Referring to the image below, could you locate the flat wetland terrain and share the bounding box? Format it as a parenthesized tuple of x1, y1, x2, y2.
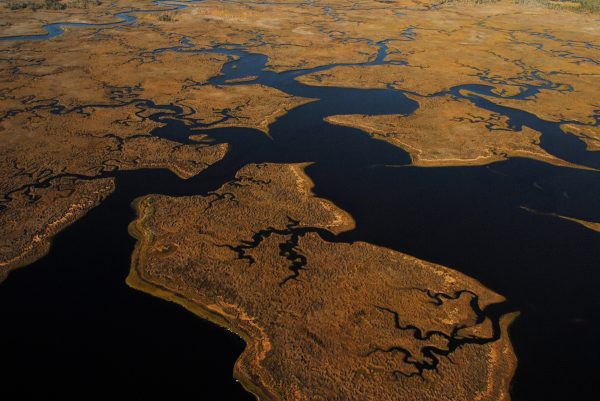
(0, 0, 599, 400)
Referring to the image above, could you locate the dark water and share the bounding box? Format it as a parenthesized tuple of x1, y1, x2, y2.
(0, 0, 192, 42)
(1, 11, 600, 401)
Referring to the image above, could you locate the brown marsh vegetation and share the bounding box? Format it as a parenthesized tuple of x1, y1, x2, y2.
(129, 163, 518, 401)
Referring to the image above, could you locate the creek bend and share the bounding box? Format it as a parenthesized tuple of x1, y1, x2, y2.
(1, 31, 600, 401)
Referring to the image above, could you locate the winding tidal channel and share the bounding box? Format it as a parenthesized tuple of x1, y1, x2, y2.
(1, 3, 600, 401)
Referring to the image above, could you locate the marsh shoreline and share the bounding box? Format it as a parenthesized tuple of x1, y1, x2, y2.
(1, 3, 599, 400)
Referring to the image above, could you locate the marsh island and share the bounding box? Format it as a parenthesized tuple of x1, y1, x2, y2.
(1, 1, 599, 400)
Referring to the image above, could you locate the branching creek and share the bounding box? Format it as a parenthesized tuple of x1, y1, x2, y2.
(1, 3, 600, 401)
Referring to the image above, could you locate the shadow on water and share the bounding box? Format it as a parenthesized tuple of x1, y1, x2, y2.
(1, 27, 600, 401)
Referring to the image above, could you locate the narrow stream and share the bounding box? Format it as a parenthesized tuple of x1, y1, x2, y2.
(0, 0, 194, 41)
(1, 6, 599, 401)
